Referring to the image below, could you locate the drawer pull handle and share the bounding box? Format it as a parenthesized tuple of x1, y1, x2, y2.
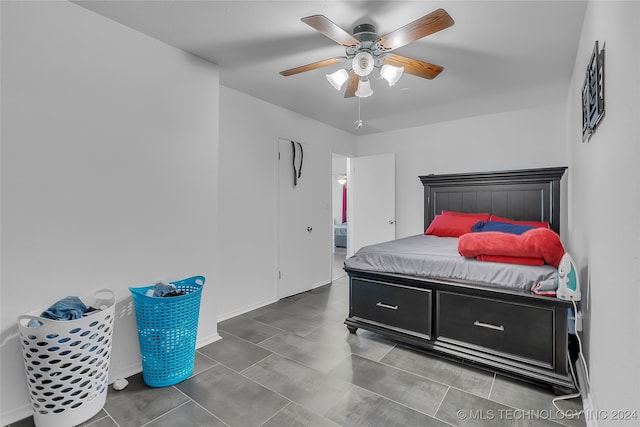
(474, 321, 504, 332)
(376, 302, 398, 310)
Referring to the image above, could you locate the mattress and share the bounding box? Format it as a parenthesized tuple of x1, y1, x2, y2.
(344, 234, 557, 291)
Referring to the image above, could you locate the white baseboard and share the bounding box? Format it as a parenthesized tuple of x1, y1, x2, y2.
(217, 280, 331, 323)
(217, 297, 278, 322)
(312, 279, 332, 289)
(108, 361, 143, 385)
(575, 357, 597, 427)
(197, 332, 222, 348)
(1, 403, 33, 426)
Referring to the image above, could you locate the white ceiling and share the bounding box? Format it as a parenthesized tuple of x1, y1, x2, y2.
(73, 1, 587, 135)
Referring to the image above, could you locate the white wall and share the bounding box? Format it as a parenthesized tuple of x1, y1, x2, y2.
(1, 2, 220, 423)
(564, 1, 640, 423)
(216, 86, 355, 319)
(355, 104, 568, 238)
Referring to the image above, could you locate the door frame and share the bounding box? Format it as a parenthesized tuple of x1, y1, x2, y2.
(331, 153, 349, 279)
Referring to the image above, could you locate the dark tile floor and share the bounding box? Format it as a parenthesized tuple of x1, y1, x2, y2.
(8, 252, 585, 427)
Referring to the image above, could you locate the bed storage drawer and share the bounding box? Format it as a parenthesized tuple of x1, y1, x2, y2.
(351, 278, 432, 337)
(436, 292, 555, 366)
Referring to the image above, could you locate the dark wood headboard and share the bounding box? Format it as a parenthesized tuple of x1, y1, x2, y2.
(419, 167, 567, 234)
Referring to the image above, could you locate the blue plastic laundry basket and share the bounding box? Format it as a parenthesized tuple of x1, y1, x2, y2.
(129, 276, 204, 387)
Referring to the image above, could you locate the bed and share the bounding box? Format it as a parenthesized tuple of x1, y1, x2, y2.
(344, 167, 574, 390)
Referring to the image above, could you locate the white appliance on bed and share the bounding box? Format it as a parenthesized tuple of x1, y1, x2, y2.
(557, 253, 581, 301)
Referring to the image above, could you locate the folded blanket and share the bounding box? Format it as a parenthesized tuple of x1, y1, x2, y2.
(533, 278, 558, 296)
(458, 228, 565, 267)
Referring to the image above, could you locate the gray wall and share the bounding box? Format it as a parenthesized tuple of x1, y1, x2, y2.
(564, 1, 640, 423)
(1, 2, 220, 422)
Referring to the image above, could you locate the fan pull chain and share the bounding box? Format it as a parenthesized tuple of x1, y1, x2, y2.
(355, 96, 363, 129)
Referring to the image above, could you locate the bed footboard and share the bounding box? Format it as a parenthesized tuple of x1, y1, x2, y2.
(345, 269, 574, 390)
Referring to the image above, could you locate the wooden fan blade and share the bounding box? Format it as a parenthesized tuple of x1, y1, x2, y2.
(384, 54, 444, 80)
(344, 71, 359, 98)
(301, 15, 359, 46)
(279, 57, 346, 76)
(378, 8, 454, 51)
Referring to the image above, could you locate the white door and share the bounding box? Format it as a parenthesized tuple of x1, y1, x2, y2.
(348, 153, 396, 256)
(277, 138, 330, 298)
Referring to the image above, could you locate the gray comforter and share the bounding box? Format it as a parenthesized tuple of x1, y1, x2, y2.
(344, 234, 557, 292)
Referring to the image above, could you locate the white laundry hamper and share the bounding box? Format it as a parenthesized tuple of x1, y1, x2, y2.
(17, 289, 115, 427)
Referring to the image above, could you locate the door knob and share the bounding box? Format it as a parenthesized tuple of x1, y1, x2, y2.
(388, 220, 395, 224)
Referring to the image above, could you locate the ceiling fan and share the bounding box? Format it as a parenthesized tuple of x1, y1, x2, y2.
(280, 9, 454, 98)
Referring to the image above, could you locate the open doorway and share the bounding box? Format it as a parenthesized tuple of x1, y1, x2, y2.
(331, 153, 348, 280)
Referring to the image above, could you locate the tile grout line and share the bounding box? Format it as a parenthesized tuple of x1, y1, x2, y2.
(208, 362, 299, 425)
(218, 325, 286, 347)
(236, 353, 349, 426)
(230, 308, 284, 341)
(195, 349, 221, 365)
(484, 374, 585, 426)
(346, 384, 455, 424)
(138, 400, 192, 427)
(371, 351, 489, 396)
(258, 401, 294, 427)
(255, 341, 345, 374)
(433, 386, 450, 418)
(95, 407, 122, 427)
(172, 387, 231, 427)
(255, 329, 286, 346)
(373, 341, 397, 362)
(241, 309, 320, 337)
(258, 400, 342, 427)
(238, 352, 279, 375)
(488, 372, 496, 399)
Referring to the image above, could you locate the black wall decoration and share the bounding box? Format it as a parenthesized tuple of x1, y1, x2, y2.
(582, 41, 605, 141)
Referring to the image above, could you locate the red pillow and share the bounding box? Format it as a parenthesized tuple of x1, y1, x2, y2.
(441, 210, 490, 222)
(489, 215, 549, 229)
(425, 215, 481, 237)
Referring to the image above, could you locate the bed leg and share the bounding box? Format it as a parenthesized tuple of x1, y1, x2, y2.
(346, 325, 358, 334)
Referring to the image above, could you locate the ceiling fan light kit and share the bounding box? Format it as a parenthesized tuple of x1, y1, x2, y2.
(326, 69, 349, 90)
(380, 64, 404, 87)
(280, 8, 454, 123)
(352, 52, 375, 77)
(355, 78, 373, 98)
